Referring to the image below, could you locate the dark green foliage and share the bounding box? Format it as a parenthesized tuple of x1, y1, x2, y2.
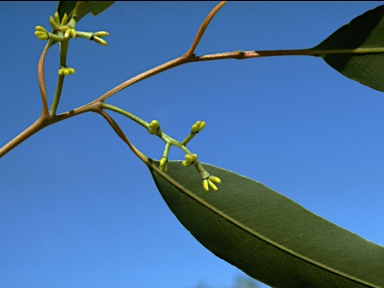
(313, 5, 384, 91)
(149, 161, 384, 287)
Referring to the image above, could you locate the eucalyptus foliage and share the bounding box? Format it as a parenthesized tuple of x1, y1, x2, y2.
(2, 2, 384, 287)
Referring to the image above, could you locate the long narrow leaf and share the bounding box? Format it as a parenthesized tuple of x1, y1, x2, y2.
(149, 160, 384, 288)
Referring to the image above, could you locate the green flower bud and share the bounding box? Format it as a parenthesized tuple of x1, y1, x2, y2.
(191, 120, 206, 134)
(35, 26, 47, 32)
(203, 179, 209, 191)
(49, 15, 60, 30)
(182, 154, 197, 167)
(94, 31, 109, 37)
(159, 157, 168, 172)
(53, 11, 60, 25)
(60, 13, 68, 26)
(148, 120, 160, 135)
(93, 36, 108, 46)
(209, 175, 221, 184)
(58, 67, 75, 76)
(34, 31, 48, 40)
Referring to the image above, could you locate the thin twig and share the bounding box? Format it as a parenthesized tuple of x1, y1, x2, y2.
(37, 42, 50, 116)
(0, 117, 49, 158)
(95, 56, 187, 103)
(184, 1, 227, 57)
(193, 47, 384, 61)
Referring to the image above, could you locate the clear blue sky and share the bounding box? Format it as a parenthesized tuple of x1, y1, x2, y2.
(1, 2, 383, 287)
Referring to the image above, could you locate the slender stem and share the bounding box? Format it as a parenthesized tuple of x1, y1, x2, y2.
(193, 47, 384, 62)
(184, 1, 227, 57)
(0, 116, 49, 158)
(50, 75, 65, 116)
(101, 102, 191, 154)
(59, 39, 69, 67)
(95, 56, 188, 103)
(101, 103, 149, 128)
(50, 38, 69, 116)
(97, 110, 148, 163)
(37, 42, 50, 116)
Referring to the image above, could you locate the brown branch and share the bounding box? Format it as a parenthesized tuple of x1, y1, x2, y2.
(184, 1, 227, 57)
(38, 42, 50, 116)
(95, 56, 188, 103)
(191, 47, 384, 62)
(0, 116, 49, 158)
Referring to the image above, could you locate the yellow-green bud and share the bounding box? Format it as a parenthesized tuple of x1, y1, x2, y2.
(61, 26, 70, 32)
(208, 180, 218, 191)
(70, 28, 76, 38)
(61, 13, 68, 26)
(94, 31, 109, 37)
(49, 15, 60, 30)
(182, 154, 197, 167)
(34, 31, 48, 40)
(203, 179, 209, 191)
(191, 120, 206, 134)
(53, 11, 60, 25)
(148, 120, 160, 135)
(64, 28, 76, 39)
(209, 175, 221, 184)
(159, 157, 168, 172)
(35, 26, 47, 32)
(58, 67, 75, 76)
(93, 36, 108, 46)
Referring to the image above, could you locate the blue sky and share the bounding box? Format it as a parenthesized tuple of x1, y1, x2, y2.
(1, 2, 384, 287)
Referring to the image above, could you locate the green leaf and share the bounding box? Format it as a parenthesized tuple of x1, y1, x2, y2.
(312, 5, 384, 92)
(56, 1, 115, 24)
(148, 160, 384, 288)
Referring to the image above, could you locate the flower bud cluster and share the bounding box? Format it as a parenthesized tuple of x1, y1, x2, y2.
(34, 11, 109, 45)
(191, 121, 206, 134)
(202, 175, 222, 192)
(58, 67, 75, 76)
(182, 154, 198, 167)
(148, 120, 160, 135)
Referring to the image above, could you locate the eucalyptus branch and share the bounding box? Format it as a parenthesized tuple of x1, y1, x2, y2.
(4, 1, 384, 164)
(94, 1, 228, 102)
